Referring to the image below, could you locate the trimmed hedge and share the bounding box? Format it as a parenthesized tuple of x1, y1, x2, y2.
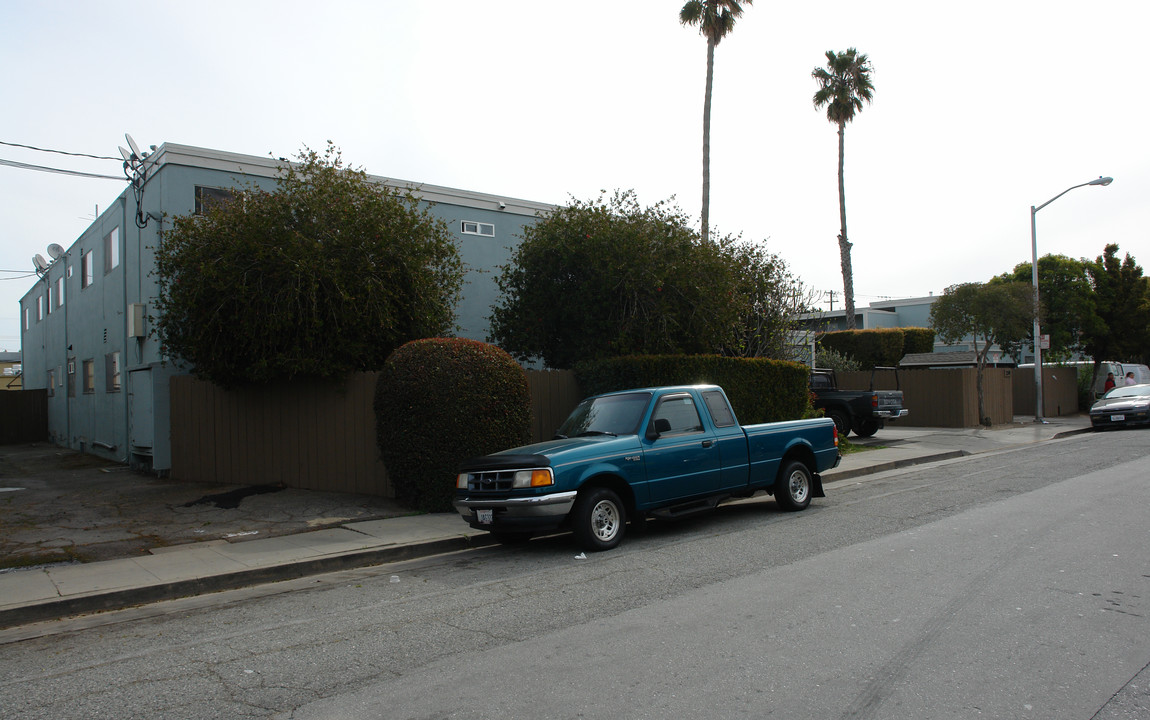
(574, 354, 811, 424)
(902, 327, 935, 355)
(817, 327, 935, 368)
(375, 339, 531, 512)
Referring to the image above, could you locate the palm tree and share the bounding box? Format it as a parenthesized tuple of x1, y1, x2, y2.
(680, 0, 752, 243)
(812, 48, 874, 330)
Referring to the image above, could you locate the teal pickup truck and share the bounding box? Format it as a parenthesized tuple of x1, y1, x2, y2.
(454, 384, 840, 551)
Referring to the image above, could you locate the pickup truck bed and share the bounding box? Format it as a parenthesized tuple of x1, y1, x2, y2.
(455, 384, 840, 551)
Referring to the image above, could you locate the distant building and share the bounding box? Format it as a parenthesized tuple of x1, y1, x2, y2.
(0, 351, 21, 390)
(19, 143, 553, 472)
(800, 295, 1018, 366)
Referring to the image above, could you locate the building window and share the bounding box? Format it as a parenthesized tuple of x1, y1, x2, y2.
(67, 358, 76, 398)
(105, 352, 121, 393)
(81, 251, 94, 288)
(82, 359, 95, 394)
(105, 352, 121, 392)
(55, 276, 64, 307)
(36, 296, 43, 321)
(104, 227, 120, 273)
(196, 186, 234, 215)
(24, 307, 29, 330)
(47, 286, 53, 315)
(47, 369, 55, 397)
(461, 221, 495, 237)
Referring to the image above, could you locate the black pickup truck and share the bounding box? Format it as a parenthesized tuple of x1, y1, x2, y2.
(810, 368, 908, 438)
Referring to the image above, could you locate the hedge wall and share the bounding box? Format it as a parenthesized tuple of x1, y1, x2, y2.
(817, 327, 935, 368)
(574, 354, 811, 425)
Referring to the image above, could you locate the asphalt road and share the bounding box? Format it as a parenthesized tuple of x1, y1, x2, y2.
(3, 429, 1149, 719)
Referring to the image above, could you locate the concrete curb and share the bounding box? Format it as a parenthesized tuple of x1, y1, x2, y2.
(824, 450, 970, 483)
(0, 532, 497, 630)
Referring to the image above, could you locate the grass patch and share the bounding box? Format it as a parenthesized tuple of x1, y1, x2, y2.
(0, 548, 87, 571)
(839, 437, 884, 455)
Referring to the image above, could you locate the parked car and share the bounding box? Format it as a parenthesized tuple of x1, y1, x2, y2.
(1089, 384, 1150, 430)
(454, 384, 840, 551)
(809, 368, 907, 438)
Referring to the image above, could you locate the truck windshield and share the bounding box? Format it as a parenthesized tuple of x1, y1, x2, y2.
(556, 392, 652, 438)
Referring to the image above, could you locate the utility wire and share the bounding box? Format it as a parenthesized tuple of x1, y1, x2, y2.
(0, 140, 120, 161)
(0, 157, 122, 181)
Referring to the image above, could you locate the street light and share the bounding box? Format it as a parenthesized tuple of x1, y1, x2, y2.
(1030, 176, 1113, 422)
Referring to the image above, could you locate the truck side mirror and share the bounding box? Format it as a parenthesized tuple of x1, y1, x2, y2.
(647, 418, 672, 439)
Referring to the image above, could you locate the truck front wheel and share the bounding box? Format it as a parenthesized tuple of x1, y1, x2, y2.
(775, 460, 812, 512)
(827, 410, 850, 437)
(572, 487, 625, 551)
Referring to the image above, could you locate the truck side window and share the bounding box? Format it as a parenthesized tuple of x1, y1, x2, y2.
(651, 395, 703, 435)
(811, 374, 830, 389)
(701, 390, 736, 428)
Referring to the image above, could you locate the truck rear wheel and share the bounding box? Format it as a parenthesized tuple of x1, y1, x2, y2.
(774, 460, 812, 512)
(572, 487, 625, 551)
(827, 410, 850, 437)
(852, 419, 881, 438)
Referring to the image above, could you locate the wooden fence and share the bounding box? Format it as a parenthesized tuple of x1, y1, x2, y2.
(0, 389, 48, 445)
(1012, 366, 1080, 418)
(170, 370, 584, 496)
(836, 366, 1079, 427)
(168, 365, 1081, 495)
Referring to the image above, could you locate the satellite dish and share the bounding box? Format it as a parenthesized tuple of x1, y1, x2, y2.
(33, 254, 49, 273)
(125, 133, 143, 159)
(47, 244, 65, 260)
(118, 146, 133, 162)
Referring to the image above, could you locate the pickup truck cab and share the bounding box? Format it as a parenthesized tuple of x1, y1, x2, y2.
(454, 385, 840, 551)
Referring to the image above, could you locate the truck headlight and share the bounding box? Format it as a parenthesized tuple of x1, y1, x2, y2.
(457, 473, 469, 489)
(513, 469, 553, 488)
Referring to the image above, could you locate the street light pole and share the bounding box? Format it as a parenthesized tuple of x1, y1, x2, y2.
(1030, 176, 1113, 422)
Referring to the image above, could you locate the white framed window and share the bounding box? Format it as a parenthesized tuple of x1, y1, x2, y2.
(104, 227, 120, 273)
(47, 369, 55, 397)
(105, 352, 121, 393)
(81, 251, 94, 288)
(82, 359, 95, 394)
(55, 276, 64, 307)
(461, 221, 495, 237)
(36, 296, 43, 321)
(23, 307, 29, 330)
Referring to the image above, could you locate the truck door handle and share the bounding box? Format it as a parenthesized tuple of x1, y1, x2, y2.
(701, 440, 714, 448)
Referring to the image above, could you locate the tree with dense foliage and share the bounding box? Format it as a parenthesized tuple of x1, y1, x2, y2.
(679, 0, 752, 243)
(1084, 244, 1150, 365)
(930, 281, 1033, 424)
(154, 144, 464, 386)
(997, 254, 1101, 363)
(490, 190, 803, 368)
(722, 240, 819, 359)
(375, 338, 530, 513)
(812, 48, 874, 330)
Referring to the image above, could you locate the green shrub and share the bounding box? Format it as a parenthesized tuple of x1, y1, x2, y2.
(375, 339, 531, 512)
(574, 354, 810, 424)
(815, 346, 860, 372)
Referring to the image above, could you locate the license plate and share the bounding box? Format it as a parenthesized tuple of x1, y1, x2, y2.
(1111, 414, 1126, 422)
(476, 509, 493, 525)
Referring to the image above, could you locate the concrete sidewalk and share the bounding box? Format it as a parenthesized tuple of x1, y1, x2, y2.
(0, 415, 1092, 630)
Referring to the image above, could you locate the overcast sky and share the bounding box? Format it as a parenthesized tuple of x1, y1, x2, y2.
(2, 0, 1146, 353)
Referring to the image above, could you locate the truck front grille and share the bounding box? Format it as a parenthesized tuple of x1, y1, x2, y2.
(464, 470, 516, 492)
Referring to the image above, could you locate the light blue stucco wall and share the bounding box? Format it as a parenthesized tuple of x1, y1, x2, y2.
(20, 143, 552, 470)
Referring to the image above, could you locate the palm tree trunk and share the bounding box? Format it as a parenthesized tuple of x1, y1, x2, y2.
(701, 38, 715, 244)
(836, 121, 855, 330)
